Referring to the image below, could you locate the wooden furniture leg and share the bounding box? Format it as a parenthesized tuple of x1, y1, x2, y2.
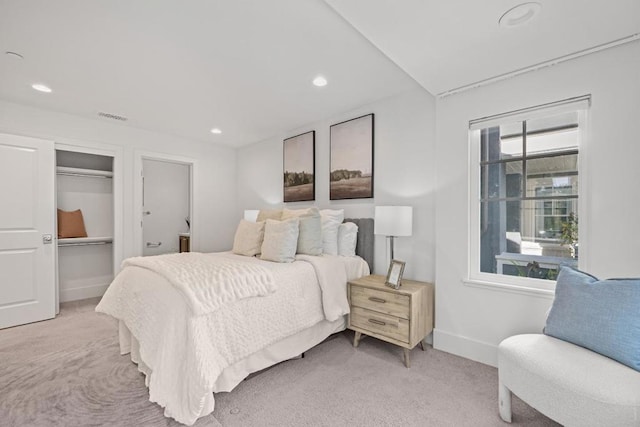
(353, 331, 362, 348)
(403, 348, 411, 368)
(420, 340, 426, 351)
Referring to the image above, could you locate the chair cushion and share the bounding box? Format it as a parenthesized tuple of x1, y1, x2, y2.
(544, 267, 640, 371)
(499, 334, 640, 426)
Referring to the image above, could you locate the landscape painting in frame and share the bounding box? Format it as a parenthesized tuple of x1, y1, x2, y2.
(330, 114, 374, 200)
(283, 131, 315, 202)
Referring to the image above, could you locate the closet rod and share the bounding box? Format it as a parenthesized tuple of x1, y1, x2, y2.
(57, 172, 111, 179)
(56, 166, 113, 178)
(58, 241, 111, 247)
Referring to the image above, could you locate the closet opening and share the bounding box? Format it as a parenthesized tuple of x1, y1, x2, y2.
(56, 149, 114, 304)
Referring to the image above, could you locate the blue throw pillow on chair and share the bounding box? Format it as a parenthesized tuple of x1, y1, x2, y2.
(545, 266, 640, 371)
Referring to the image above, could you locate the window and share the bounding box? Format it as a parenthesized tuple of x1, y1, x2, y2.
(469, 97, 588, 290)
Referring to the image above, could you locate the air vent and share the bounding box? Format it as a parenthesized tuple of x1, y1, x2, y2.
(98, 111, 128, 121)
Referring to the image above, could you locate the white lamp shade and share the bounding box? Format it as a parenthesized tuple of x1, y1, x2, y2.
(374, 206, 413, 236)
(244, 210, 259, 222)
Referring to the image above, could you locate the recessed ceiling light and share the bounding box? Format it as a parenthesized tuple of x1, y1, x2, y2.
(499, 2, 541, 28)
(32, 83, 52, 93)
(312, 76, 328, 87)
(210, 128, 222, 134)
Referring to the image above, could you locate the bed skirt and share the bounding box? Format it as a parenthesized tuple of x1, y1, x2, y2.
(117, 316, 346, 414)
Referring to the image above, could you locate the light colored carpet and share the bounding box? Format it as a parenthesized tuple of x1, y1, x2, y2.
(0, 298, 559, 426)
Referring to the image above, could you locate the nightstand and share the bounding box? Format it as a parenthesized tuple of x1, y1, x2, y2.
(347, 274, 434, 368)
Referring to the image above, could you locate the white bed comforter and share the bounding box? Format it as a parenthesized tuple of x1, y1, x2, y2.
(122, 252, 276, 316)
(96, 252, 369, 425)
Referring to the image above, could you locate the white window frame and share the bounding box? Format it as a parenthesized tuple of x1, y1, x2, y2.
(466, 96, 590, 296)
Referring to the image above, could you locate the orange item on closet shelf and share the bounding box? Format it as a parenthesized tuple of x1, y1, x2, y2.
(57, 209, 88, 238)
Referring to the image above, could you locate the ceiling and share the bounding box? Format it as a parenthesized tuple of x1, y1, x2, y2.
(1, 1, 639, 148)
(325, 0, 640, 96)
(0, 0, 418, 147)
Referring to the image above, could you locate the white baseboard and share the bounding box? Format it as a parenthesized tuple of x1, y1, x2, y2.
(433, 329, 498, 367)
(59, 283, 109, 303)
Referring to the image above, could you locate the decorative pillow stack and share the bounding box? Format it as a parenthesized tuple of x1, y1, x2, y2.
(544, 266, 640, 371)
(232, 207, 355, 262)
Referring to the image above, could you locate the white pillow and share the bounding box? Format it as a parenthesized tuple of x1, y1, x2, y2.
(232, 219, 265, 257)
(338, 222, 358, 257)
(260, 218, 300, 263)
(282, 207, 323, 255)
(320, 209, 344, 256)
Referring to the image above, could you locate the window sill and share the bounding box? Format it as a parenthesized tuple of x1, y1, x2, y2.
(463, 278, 555, 299)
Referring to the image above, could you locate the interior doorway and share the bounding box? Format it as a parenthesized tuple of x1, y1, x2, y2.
(141, 158, 192, 256)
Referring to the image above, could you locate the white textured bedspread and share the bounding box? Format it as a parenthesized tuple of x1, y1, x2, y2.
(122, 252, 275, 316)
(96, 252, 369, 425)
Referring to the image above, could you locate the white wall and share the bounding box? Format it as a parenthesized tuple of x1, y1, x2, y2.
(237, 87, 437, 281)
(0, 100, 237, 268)
(434, 41, 640, 366)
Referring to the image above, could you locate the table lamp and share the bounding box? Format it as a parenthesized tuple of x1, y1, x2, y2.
(374, 206, 413, 261)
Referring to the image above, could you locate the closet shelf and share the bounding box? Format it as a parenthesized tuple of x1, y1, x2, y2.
(56, 166, 113, 178)
(58, 237, 113, 247)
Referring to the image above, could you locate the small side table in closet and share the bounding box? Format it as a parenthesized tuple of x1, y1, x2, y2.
(179, 233, 190, 253)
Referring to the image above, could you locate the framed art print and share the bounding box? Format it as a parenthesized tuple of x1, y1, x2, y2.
(330, 114, 374, 200)
(283, 131, 315, 202)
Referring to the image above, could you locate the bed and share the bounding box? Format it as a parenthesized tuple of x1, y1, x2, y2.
(96, 216, 373, 425)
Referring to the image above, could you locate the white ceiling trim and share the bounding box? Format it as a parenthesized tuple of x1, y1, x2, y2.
(439, 33, 640, 98)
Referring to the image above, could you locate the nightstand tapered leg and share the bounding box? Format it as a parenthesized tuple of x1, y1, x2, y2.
(353, 331, 362, 348)
(420, 340, 426, 351)
(403, 348, 410, 368)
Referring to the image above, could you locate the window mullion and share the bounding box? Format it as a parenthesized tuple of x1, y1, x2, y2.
(522, 120, 527, 198)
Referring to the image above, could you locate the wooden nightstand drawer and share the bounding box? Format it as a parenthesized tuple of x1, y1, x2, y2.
(350, 306, 409, 344)
(350, 285, 410, 319)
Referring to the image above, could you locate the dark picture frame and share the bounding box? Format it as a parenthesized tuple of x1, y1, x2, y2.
(330, 113, 374, 200)
(283, 131, 315, 202)
(385, 259, 406, 289)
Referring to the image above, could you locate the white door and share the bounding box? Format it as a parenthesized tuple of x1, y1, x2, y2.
(142, 159, 190, 256)
(0, 133, 56, 329)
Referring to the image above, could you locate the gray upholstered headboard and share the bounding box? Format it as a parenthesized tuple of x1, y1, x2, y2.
(344, 218, 374, 272)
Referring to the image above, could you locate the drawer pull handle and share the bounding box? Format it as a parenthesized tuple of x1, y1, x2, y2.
(369, 297, 386, 304)
(368, 318, 386, 326)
